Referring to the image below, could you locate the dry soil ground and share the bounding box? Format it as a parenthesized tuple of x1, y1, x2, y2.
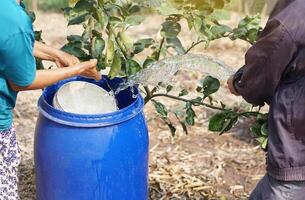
(15, 12, 266, 200)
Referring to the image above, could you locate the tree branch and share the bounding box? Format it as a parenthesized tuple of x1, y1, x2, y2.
(148, 93, 260, 117)
(156, 38, 165, 60)
(108, 26, 129, 60)
(144, 86, 152, 104)
(149, 93, 228, 111)
(185, 40, 205, 54)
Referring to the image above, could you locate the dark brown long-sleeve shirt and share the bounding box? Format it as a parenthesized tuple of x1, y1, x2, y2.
(233, 0, 305, 181)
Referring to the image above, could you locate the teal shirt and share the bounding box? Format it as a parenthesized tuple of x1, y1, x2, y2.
(0, 0, 36, 130)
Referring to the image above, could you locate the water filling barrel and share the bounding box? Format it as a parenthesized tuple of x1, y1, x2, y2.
(34, 76, 149, 200)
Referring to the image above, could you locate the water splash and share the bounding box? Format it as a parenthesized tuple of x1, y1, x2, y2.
(115, 54, 235, 95)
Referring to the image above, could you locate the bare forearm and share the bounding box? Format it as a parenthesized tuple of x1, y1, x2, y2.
(10, 68, 78, 91)
(34, 41, 58, 61)
(34, 41, 79, 68)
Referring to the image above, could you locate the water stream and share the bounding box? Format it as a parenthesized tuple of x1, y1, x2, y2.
(115, 54, 235, 94)
(54, 54, 235, 113)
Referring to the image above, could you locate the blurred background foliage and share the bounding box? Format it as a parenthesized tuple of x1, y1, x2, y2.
(23, 0, 68, 11)
(24, 0, 272, 15)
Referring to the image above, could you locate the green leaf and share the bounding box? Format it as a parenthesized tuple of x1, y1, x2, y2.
(97, 0, 104, 6)
(166, 37, 185, 55)
(193, 17, 215, 40)
(93, 8, 107, 29)
(129, 4, 141, 14)
(161, 21, 181, 38)
(109, 16, 123, 27)
(61, 43, 89, 59)
(247, 28, 260, 44)
(143, 57, 156, 68)
(97, 56, 106, 71)
(91, 36, 105, 59)
(133, 38, 155, 54)
(186, 17, 193, 30)
(65, 0, 94, 25)
(67, 10, 90, 25)
(208, 111, 237, 133)
(126, 59, 142, 76)
(119, 32, 134, 50)
(152, 100, 168, 118)
(193, 17, 203, 33)
(92, 30, 103, 38)
(179, 89, 188, 97)
(261, 123, 268, 136)
(256, 137, 268, 150)
(192, 97, 203, 104)
(67, 35, 83, 43)
(105, 38, 115, 65)
(166, 85, 173, 93)
(250, 122, 262, 137)
(261, 137, 268, 150)
(219, 114, 238, 135)
(199, 76, 220, 98)
(108, 51, 122, 78)
(210, 24, 232, 39)
(209, 113, 226, 132)
(81, 22, 93, 41)
(125, 15, 145, 26)
(167, 122, 176, 136)
(230, 15, 262, 44)
(72, 0, 93, 12)
(185, 103, 195, 126)
(257, 113, 268, 123)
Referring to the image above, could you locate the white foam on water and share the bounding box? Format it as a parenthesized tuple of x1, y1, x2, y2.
(53, 81, 118, 115)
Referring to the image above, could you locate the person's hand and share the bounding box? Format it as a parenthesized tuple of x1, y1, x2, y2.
(33, 42, 80, 67)
(73, 59, 101, 81)
(227, 75, 239, 96)
(54, 50, 80, 68)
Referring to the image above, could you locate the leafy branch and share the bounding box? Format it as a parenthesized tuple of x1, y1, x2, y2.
(62, 0, 267, 149)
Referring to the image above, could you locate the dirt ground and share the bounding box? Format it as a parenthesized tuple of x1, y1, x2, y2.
(15, 12, 266, 200)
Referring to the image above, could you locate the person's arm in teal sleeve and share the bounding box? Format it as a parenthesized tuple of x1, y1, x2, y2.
(1, 33, 100, 92)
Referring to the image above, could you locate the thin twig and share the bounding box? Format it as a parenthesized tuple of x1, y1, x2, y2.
(148, 93, 260, 117)
(149, 93, 228, 111)
(185, 40, 205, 54)
(144, 86, 152, 104)
(103, 6, 129, 60)
(109, 26, 129, 60)
(145, 38, 166, 102)
(156, 38, 165, 60)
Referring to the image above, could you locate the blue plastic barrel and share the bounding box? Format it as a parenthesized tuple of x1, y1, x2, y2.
(34, 76, 149, 200)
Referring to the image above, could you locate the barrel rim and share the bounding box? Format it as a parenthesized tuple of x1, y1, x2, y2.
(38, 77, 144, 127)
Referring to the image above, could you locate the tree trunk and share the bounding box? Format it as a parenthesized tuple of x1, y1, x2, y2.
(32, 0, 38, 11)
(244, 1, 250, 15)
